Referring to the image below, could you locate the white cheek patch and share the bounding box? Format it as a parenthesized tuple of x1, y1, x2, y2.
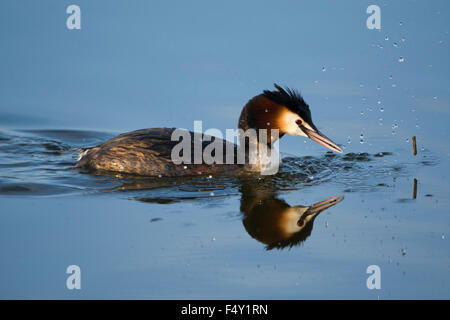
(280, 207, 310, 234)
(280, 111, 307, 137)
(281, 213, 302, 234)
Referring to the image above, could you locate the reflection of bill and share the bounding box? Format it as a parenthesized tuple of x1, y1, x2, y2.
(240, 185, 343, 250)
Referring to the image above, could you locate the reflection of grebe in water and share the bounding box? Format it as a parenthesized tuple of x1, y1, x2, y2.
(77, 84, 343, 177)
(106, 175, 343, 249)
(240, 183, 343, 250)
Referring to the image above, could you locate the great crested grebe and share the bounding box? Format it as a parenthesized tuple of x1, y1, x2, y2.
(77, 84, 343, 176)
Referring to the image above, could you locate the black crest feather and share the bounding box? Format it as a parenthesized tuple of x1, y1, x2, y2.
(263, 83, 315, 129)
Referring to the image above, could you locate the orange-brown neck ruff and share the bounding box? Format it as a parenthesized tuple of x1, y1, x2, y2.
(238, 95, 297, 143)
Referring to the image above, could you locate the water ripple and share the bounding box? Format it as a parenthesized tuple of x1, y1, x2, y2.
(0, 129, 437, 201)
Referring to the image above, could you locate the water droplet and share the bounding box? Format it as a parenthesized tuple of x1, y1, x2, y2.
(401, 38, 406, 42)
(392, 83, 397, 88)
(399, 21, 403, 26)
(398, 56, 405, 62)
(376, 86, 381, 90)
(393, 42, 398, 47)
(405, 138, 409, 143)
(212, 237, 216, 241)
(360, 83, 364, 88)
(392, 123, 398, 129)
(360, 111, 364, 116)
(377, 100, 382, 105)
(360, 134, 364, 144)
(389, 75, 393, 80)
(379, 107, 384, 112)
(322, 66, 326, 72)
(210, 192, 215, 196)
(265, 109, 268, 112)
(347, 137, 351, 144)
(433, 96, 438, 100)
(439, 40, 444, 44)
(442, 234, 445, 240)
(385, 36, 389, 40)
(401, 248, 407, 256)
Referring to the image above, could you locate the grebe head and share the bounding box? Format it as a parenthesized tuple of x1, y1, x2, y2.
(238, 84, 343, 153)
(242, 193, 344, 250)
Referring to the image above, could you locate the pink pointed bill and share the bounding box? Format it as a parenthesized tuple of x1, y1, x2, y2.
(301, 126, 344, 153)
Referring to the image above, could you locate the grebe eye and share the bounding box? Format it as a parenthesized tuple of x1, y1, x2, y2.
(296, 119, 302, 126)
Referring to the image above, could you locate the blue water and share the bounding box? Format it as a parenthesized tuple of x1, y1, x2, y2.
(0, 0, 449, 299)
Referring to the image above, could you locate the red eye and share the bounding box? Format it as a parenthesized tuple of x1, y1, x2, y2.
(296, 119, 302, 126)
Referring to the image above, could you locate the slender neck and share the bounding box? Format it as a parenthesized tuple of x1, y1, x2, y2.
(237, 97, 284, 146)
(236, 123, 279, 174)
